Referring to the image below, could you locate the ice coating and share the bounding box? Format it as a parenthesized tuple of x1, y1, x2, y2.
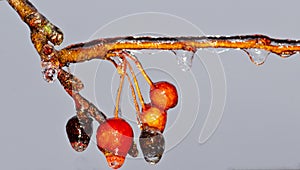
(174, 50, 195, 71)
(7, 0, 300, 169)
(244, 49, 270, 66)
(41, 61, 58, 83)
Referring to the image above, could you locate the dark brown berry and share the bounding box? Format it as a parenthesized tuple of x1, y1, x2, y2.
(139, 127, 165, 165)
(66, 116, 93, 152)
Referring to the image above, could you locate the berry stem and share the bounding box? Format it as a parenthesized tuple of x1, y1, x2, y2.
(109, 54, 142, 125)
(125, 73, 142, 125)
(123, 51, 154, 89)
(121, 53, 146, 110)
(114, 55, 127, 118)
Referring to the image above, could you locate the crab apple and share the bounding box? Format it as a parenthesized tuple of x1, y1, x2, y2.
(128, 141, 139, 158)
(139, 126, 165, 164)
(65, 116, 93, 152)
(140, 103, 167, 133)
(96, 118, 133, 169)
(150, 81, 178, 110)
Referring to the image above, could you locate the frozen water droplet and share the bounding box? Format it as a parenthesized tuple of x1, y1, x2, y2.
(41, 62, 58, 83)
(66, 116, 93, 152)
(131, 49, 161, 56)
(174, 50, 195, 71)
(139, 127, 165, 165)
(70, 142, 87, 152)
(105, 155, 125, 169)
(145, 155, 162, 165)
(111, 56, 123, 66)
(111, 56, 126, 75)
(144, 50, 161, 55)
(280, 51, 293, 58)
(214, 48, 230, 54)
(244, 49, 270, 66)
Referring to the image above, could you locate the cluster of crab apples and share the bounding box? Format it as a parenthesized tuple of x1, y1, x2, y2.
(66, 80, 178, 169)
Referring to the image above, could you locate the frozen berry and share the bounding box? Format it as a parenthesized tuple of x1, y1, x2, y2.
(128, 141, 139, 158)
(66, 116, 93, 152)
(139, 126, 165, 164)
(150, 81, 178, 110)
(140, 103, 167, 133)
(96, 118, 133, 169)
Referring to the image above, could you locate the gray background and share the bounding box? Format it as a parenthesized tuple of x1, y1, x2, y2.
(1, 0, 300, 170)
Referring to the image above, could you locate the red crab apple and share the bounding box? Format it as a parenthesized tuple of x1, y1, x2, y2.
(150, 81, 178, 110)
(140, 103, 167, 133)
(96, 117, 133, 169)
